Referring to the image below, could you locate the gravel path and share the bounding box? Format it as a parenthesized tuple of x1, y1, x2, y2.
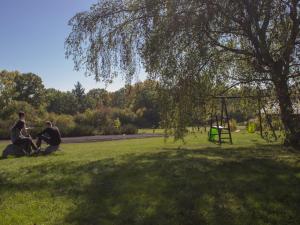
(0, 134, 164, 144)
(61, 134, 164, 144)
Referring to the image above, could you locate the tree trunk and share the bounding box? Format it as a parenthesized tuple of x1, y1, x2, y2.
(273, 72, 300, 148)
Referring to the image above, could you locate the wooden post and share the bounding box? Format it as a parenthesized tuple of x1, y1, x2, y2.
(220, 99, 224, 126)
(262, 106, 278, 141)
(223, 98, 233, 144)
(258, 98, 263, 138)
(216, 115, 221, 144)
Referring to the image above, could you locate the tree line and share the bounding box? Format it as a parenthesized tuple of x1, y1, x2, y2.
(0, 70, 160, 139)
(1, 70, 288, 140)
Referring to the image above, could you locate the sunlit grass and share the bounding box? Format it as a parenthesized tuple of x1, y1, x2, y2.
(0, 131, 299, 225)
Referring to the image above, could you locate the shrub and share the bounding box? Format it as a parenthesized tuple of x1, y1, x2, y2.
(0, 120, 10, 139)
(102, 124, 121, 135)
(249, 116, 283, 133)
(111, 108, 137, 125)
(270, 116, 283, 131)
(73, 113, 86, 125)
(0, 129, 9, 140)
(90, 108, 111, 128)
(75, 108, 111, 129)
(247, 121, 257, 133)
(0, 101, 36, 120)
(68, 125, 96, 137)
(229, 119, 237, 132)
(114, 118, 121, 129)
(0, 118, 15, 139)
(51, 114, 76, 137)
(121, 124, 138, 134)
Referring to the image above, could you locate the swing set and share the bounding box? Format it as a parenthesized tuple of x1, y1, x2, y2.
(208, 95, 278, 144)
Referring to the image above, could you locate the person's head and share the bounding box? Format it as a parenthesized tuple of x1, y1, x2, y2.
(18, 111, 25, 120)
(45, 121, 52, 128)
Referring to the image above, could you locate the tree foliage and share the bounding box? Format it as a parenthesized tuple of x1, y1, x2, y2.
(0, 70, 18, 109)
(66, 0, 300, 146)
(0, 71, 45, 108)
(87, 88, 111, 108)
(14, 73, 45, 107)
(46, 88, 78, 115)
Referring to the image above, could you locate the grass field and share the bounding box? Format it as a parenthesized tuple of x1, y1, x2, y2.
(0, 131, 299, 225)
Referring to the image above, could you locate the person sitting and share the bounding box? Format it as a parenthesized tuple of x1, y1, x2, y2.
(36, 121, 61, 155)
(10, 111, 38, 155)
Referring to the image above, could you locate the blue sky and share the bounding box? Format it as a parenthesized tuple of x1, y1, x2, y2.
(0, 0, 144, 91)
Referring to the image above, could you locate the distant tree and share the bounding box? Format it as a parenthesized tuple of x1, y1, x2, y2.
(14, 73, 45, 107)
(46, 89, 78, 115)
(0, 70, 18, 110)
(66, 0, 300, 147)
(131, 80, 160, 128)
(72, 82, 89, 113)
(72, 82, 85, 100)
(110, 88, 126, 109)
(87, 88, 111, 108)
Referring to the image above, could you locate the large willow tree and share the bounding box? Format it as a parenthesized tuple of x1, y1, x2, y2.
(66, 0, 300, 147)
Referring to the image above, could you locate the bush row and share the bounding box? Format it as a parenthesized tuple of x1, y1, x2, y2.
(0, 108, 138, 140)
(246, 115, 283, 133)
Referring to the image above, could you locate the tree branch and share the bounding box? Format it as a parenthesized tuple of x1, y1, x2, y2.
(206, 33, 255, 57)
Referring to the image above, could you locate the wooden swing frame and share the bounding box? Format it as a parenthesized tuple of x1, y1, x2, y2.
(209, 95, 277, 144)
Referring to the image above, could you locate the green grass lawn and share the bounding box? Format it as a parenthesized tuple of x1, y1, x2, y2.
(0, 131, 299, 225)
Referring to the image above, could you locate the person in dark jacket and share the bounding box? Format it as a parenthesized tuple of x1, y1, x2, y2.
(10, 111, 38, 155)
(36, 121, 61, 152)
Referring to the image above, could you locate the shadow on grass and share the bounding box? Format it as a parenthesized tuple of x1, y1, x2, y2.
(1, 145, 300, 225)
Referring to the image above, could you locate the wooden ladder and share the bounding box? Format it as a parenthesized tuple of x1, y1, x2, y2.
(218, 98, 233, 144)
